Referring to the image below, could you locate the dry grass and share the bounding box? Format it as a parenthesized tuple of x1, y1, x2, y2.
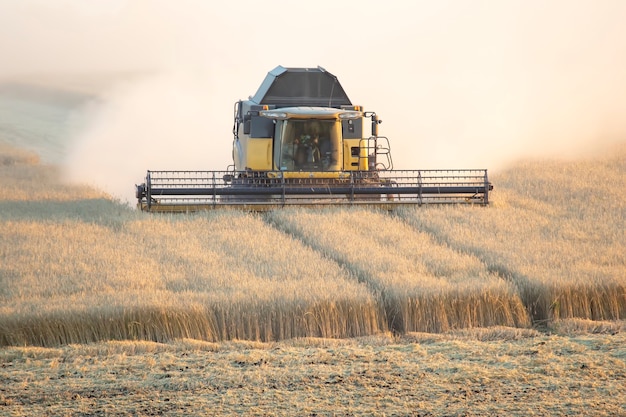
(0, 213, 382, 345)
(1, 141, 625, 348)
(2, 78, 626, 416)
(0, 145, 383, 345)
(1, 331, 625, 416)
(267, 208, 529, 333)
(398, 144, 626, 324)
(0, 143, 40, 166)
(1, 123, 626, 415)
(0, 143, 104, 202)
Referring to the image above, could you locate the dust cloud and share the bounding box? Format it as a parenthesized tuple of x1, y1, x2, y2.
(1, 0, 625, 203)
(62, 73, 235, 203)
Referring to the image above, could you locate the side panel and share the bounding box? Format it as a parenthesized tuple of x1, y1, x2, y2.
(233, 136, 245, 170)
(246, 138, 273, 170)
(343, 138, 368, 171)
(342, 119, 363, 139)
(249, 116, 274, 138)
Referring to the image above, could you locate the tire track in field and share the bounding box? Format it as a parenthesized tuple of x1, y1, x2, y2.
(392, 207, 550, 325)
(261, 211, 394, 332)
(263, 209, 530, 333)
(260, 211, 387, 292)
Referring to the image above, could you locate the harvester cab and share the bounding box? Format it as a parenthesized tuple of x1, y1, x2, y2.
(232, 66, 390, 175)
(136, 66, 492, 212)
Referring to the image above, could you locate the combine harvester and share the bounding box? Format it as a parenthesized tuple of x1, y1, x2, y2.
(136, 66, 492, 212)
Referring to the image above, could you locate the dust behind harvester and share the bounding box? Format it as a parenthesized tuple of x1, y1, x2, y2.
(135, 66, 492, 212)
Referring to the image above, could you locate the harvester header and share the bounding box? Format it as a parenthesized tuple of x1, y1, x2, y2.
(136, 65, 492, 212)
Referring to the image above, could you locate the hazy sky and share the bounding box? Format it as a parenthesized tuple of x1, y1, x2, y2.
(2, 0, 625, 201)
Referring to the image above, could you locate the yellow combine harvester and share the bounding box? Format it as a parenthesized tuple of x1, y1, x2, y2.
(135, 66, 492, 212)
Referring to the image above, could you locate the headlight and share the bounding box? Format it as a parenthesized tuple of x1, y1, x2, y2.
(338, 111, 362, 120)
(260, 110, 288, 119)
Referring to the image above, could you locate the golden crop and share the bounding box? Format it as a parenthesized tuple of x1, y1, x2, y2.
(1, 143, 624, 347)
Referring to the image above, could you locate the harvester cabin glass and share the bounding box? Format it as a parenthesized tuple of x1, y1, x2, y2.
(276, 119, 340, 171)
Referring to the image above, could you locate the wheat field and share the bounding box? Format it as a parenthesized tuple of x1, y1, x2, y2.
(1, 142, 625, 348)
(398, 149, 626, 324)
(1, 134, 626, 415)
(267, 208, 529, 333)
(1, 146, 382, 345)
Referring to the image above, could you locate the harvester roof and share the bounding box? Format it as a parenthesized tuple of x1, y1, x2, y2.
(250, 66, 352, 108)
